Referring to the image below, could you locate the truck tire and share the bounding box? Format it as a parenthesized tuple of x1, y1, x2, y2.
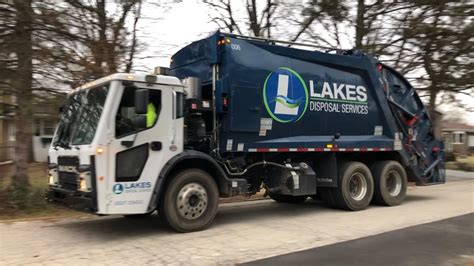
(268, 192, 307, 203)
(371, 161, 407, 206)
(161, 169, 219, 233)
(330, 162, 374, 211)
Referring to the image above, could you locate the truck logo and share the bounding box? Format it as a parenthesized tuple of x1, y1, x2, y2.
(263, 67, 309, 123)
(112, 182, 152, 194)
(58, 165, 78, 174)
(113, 184, 124, 194)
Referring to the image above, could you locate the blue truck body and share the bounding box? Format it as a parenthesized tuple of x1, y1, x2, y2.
(170, 31, 445, 186)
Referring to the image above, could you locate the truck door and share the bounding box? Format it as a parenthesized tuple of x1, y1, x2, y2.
(106, 84, 173, 214)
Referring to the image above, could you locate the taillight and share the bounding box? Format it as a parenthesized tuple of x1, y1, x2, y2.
(405, 116, 417, 126)
(376, 63, 383, 71)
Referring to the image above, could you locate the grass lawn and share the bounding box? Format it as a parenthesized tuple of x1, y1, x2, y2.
(0, 163, 90, 221)
(445, 156, 474, 172)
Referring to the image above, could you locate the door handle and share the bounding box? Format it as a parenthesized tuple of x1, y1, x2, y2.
(150, 141, 162, 151)
(121, 140, 133, 148)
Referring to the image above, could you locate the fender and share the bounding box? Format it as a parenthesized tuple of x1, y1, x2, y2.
(147, 150, 247, 212)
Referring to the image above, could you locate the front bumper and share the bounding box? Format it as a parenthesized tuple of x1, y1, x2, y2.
(46, 187, 97, 213)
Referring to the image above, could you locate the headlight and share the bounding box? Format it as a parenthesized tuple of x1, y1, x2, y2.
(78, 171, 92, 192)
(48, 169, 58, 185)
(79, 178, 87, 191)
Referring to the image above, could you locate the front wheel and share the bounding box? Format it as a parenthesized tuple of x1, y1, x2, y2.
(161, 169, 219, 233)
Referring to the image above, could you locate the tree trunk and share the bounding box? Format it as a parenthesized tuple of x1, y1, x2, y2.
(96, 0, 108, 76)
(266, 0, 271, 38)
(247, 0, 260, 37)
(355, 0, 365, 49)
(125, 2, 141, 73)
(12, 0, 34, 188)
(428, 90, 442, 138)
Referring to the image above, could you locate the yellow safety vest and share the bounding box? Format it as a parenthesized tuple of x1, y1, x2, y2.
(147, 103, 157, 127)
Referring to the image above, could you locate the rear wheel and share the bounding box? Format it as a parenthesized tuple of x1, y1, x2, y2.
(161, 169, 219, 233)
(329, 162, 374, 211)
(268, 192, 307, 203)
(371, 161, 407, 206)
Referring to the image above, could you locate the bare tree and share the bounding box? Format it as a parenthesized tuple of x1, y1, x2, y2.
(0, 0, 144, 207)
(11, 0, 34, 190)
(402, 1, 474, 118)
(204, 0, 278, 37)
(203, 0, 243, 34)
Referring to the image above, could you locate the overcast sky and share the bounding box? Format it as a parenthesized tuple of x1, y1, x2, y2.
(132, 1, 473, 124)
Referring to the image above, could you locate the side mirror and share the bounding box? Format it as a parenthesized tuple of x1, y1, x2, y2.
(135, 89, 149, 114)
(133, 115, 147, 129)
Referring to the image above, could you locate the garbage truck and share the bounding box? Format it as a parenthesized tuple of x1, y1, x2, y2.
(47, 32, 445, 232)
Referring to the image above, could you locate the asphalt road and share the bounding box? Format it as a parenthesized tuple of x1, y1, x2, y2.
(244, 213, 474, 266)
(0, 170, 472, 265)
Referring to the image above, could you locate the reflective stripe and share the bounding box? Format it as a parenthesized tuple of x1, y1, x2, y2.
(246, 147, 392, 152)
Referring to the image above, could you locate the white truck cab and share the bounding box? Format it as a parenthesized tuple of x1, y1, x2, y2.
(48, 73, 185, 215)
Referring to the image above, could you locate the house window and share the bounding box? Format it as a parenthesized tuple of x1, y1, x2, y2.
(452, 131, 465, 144)
(7, 121, 15, 142)
(468, 135, 474, 147)
(34, 120, 57, 136)
(43, 120, 56, 135)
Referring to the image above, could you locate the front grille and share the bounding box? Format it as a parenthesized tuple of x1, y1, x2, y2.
(58, 172, 78, 191)
(58, 156, 79, 191)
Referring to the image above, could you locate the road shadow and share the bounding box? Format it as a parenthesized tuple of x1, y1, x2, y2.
(57, 199, 334, 240)
(55, 193, 435, 240)
(404, 194, 437, 202)
(213, 199, 336, 227)
(59, 213, 172, 239)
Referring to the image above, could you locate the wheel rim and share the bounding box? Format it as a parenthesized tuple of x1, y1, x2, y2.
(176, 182, 208, 220)
(386, 170, 402, 197)
(349, 172, 368, 201)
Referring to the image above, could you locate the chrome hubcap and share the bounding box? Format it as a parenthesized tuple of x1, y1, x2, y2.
(386, 170, 402, 197)
(349, 172, 368, 201)
(177, 183, 208, 220)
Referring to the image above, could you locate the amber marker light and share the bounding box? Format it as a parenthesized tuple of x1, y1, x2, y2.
(96, 147, 104, 154)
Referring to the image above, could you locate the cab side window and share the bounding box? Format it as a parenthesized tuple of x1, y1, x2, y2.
(115, 86, 162, 138)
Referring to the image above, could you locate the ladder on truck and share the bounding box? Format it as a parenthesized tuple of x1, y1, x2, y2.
(224, 33, 348, 54)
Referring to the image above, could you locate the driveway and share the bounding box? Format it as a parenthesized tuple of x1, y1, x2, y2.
(244, 213, 474, 266)
(0, 171, 472, 265)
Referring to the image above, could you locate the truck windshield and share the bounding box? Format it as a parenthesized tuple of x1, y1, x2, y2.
(53, 83, 109, 148)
